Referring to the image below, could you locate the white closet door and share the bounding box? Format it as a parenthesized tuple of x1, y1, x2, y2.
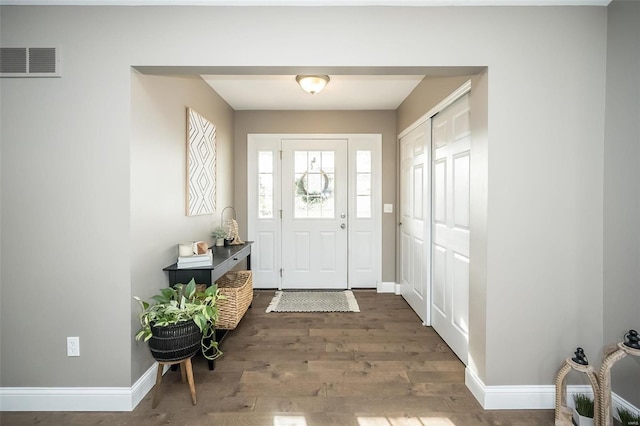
(431, 94, 471, 365)
(399, 120, 431, 323)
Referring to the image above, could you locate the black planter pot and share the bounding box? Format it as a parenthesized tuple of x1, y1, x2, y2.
(148, 320, 202, 362)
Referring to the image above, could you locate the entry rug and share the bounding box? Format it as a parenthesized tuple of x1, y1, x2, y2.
(265, 290, 360, 313)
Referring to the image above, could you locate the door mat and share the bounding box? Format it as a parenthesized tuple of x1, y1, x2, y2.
(265, 290, 360, 313)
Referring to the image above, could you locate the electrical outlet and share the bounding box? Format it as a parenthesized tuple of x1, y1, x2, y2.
(67, 336, 80, 357)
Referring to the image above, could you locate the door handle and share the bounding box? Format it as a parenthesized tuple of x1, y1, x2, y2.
(340, 223, 346, 229)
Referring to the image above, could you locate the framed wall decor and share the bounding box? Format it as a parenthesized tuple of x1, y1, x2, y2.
(186, 108, 216, 216)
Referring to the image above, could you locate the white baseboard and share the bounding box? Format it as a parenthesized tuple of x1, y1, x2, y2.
(465, 367, 639, 414)
(0, 363, 164, 411)
(465, 367, 557, 409)
(376, 281, 396, 293)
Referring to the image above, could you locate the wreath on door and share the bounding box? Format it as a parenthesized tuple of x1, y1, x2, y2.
(295, 170, 331, 206)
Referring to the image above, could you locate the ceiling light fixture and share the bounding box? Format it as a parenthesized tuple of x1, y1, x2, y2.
(295, 75, 330, 95)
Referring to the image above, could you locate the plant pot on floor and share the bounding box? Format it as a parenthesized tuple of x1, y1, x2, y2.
(573, 408, 595, 426)
(148, 320, 202, 362)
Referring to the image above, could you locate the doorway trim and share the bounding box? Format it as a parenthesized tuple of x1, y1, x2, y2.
(247, 133, 382, 290)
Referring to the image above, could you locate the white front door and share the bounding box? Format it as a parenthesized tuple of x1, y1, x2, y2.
(281, 139, 348, 289)
(399, 120, 431, 323)
(431, 93, 471, 365)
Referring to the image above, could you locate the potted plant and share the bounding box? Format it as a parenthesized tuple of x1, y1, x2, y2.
(616, 407, 640, 426)
(212, 226, 227, 247)
(573, 393, 595, 426)
(135, 279, 224, 362)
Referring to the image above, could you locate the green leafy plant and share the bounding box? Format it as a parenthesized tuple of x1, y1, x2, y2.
(212, 226, 228, 239)
(574, 393, 595, 419)
(617, 407, 640, 426)
(134, 279, 225, 360)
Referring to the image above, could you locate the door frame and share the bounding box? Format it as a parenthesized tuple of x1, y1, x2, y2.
(397, 80, 471, 327)
(247, 133, 382, 290)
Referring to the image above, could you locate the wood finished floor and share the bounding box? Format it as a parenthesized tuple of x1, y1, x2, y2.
(2, 290, 554, 425)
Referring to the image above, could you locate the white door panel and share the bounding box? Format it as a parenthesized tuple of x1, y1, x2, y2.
(247, 136, 281, 288)
(399, 121, 431, 323)
(282, 139, 348, 289)
(431, 93, 471, 365)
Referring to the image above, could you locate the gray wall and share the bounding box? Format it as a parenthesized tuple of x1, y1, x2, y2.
(396, 75, 474, 132)
(603, 0, 640, 408)
(234, 110, 397, 282)
(0, 4, 609, 396)
(130, 73, 234, 382)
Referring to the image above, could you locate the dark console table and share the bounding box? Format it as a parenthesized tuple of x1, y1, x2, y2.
(163, 241, 253, 370)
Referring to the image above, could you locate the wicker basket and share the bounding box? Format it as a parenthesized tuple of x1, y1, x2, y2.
(215, 271, 253, 330)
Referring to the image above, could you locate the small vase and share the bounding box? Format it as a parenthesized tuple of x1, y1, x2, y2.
(216, 238, 224, 247)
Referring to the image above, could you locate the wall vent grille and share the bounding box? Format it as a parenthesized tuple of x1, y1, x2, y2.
(0, 47, 60, 77)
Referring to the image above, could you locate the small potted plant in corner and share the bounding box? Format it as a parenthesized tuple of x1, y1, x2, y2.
(573, 393, 595, 426)
(616, 407, 640, 426)
(212, 226, 227, 247)
(134, 279, 225, 362)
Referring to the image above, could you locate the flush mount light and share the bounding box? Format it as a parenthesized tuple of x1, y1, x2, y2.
(295, 75, 330, 95)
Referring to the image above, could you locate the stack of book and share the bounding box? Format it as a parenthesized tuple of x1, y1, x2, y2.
(177, 249, 213, 269)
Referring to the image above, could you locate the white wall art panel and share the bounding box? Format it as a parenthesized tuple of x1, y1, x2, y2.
(187, 108, 216, 216)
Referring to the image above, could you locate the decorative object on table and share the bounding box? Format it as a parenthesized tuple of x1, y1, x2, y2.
(178, 242, 195, 257)
(227, 218, 244, 245)
(221, 205, 244, 245)
(599, 329, 640, 426)
(177, 249, 212, 269)
(266, 290, 360, 313)
(178, 241, 209, 258)
(186, 108, 216, 216)
(623, 329, 640, 350)
(573, 393, 595, 426)
(212, 226, 227, 247)
(134, 278, 224, 361)
(572, 347, 589, 365)
(214, 271, 253, 330)
(193, 241, 208, 255)
(554, 347, 600, 426)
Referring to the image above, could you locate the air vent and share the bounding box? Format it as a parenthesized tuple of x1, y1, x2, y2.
(0, 47, 60, 77)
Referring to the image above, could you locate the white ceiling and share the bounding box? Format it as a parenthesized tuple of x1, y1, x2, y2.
(201, 74, 425, 110)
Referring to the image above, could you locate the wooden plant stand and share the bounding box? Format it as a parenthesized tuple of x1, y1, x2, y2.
(598, 342, 640, 426)
(152, 356, 197, 409)
(555, 357, 600, 425)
